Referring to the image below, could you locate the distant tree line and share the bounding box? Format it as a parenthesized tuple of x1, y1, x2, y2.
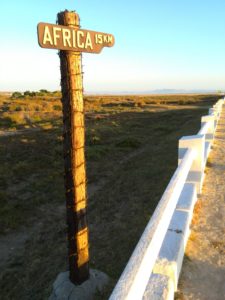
(11, 90, 61, 99)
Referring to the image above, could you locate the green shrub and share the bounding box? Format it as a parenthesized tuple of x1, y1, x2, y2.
(15, 106, 22, 111)
(39, 89, 49, 93)
(53, 105, 61, 111)
(11, 92, 23, 99)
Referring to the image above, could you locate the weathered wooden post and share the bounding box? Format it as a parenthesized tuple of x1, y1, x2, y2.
(57, 10, 89, 284)
(37, 10, 115, 286)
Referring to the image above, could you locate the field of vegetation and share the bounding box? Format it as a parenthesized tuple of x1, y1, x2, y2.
(0, 91, 221, 299)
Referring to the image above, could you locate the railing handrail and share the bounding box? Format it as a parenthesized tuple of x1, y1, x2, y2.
(109, 148, 196, 300)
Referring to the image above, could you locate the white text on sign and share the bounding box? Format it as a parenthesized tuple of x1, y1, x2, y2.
(37, 23, 115, 54)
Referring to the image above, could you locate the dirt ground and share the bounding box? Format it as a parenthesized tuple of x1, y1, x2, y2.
(176, 108, 225, 300)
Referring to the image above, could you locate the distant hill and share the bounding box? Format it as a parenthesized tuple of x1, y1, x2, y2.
(148, 89, 217, 94)
(86, 89, 220, 95)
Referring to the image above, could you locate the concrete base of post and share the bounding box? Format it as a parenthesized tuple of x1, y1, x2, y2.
(49, 269, 109, 300)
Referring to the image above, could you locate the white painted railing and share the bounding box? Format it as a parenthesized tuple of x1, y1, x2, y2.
(109, 149, 195, 300)
(198, 121, 211, 135)
(109, 98, 224, 300)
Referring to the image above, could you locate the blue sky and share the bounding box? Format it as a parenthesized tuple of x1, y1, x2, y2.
(1, 1, 225, 93)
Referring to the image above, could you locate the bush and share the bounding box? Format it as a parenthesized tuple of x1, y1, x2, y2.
(39, 89, 49, 94)
(24, 91, 31, 96)
(15, 106, 22, 111)
(53, 105, 61, 111)
(11, 92, 23, 99)
(24, 91, 36, 97)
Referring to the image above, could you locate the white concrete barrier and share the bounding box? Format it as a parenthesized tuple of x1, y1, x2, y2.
(151, 184, 197, 293)
(109, 98, 224, 300)
(109, 148, 196, 300)
(200, 116, 215, 143)
(200, 116, 215, 161)
(178, 134, 205, 194)
(176, 183, 197, 212)
(143, 274, 174, 300)
(153, 210, 192, 290)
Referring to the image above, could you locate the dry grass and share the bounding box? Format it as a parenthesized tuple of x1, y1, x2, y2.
(0, 93, 220, 299)
(191, 198, 203, 226)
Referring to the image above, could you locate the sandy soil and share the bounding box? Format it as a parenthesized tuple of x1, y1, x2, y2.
(177, 109, 225, 299)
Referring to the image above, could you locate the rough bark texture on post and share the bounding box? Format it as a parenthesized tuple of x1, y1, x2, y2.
(57, 10, 89, 284)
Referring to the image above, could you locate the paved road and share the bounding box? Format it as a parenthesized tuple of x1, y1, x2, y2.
(177, 107, 225, 299)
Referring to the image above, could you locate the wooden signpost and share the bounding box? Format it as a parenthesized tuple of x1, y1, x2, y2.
(37, 10, 115, 284)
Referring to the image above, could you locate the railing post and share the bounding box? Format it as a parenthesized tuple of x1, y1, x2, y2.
(208, 108, 218, 129)
(178, 135, 205, 194)
(201, 115, 215, 144)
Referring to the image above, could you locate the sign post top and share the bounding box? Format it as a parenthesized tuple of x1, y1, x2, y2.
(37, 22, 115, 53)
